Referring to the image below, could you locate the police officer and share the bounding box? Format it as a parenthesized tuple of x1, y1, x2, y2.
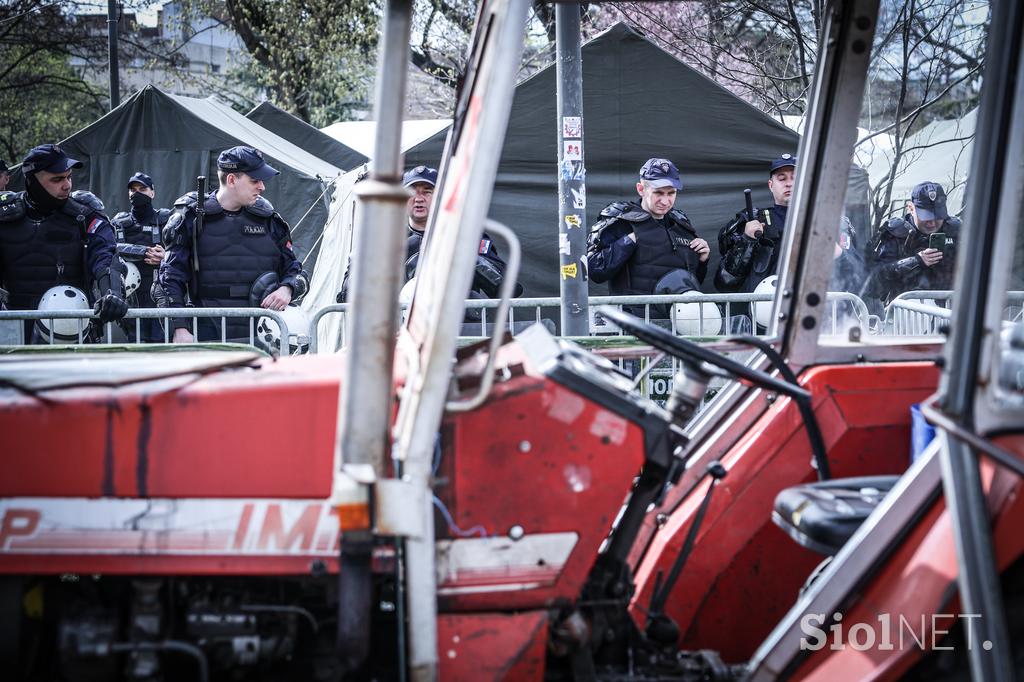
(861, 181, 960, 312)
(0, 144, 127, 338)
(158, 146, 309, 343)
(587, 158, 710, 316)
(715, 154, 796, 295)
(337, 165, 520, 308)
(0, 159, 9, 192)
(111, 172, 169, 341)
(831, 216, 866, 294)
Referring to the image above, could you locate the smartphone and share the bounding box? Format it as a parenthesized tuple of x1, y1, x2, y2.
(928, 232, 946, 253)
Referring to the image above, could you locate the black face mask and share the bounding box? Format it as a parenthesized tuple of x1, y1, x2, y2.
(130, 191, 153, 209)
(25, 173, 67, 213)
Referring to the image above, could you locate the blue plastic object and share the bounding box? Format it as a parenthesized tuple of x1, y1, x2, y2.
(910, 403, 936, 462)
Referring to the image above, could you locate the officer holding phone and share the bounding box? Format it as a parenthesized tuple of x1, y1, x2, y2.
(862, 181, 961, 311)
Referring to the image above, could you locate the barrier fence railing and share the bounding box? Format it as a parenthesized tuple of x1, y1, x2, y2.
(0, 308, 290, 351)
(310, 291, 875, 352)
(884, 291, 1024, 336)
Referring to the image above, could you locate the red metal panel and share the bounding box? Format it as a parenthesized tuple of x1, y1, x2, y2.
(629, 362, 940, 662)
(438, 611, 548, 681)
(0, 354, 344, 499)
(437, 373, 646, 612)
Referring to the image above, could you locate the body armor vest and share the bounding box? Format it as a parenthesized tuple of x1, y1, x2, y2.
(0, 194, 88, 310)
(611, 215, 699, 296)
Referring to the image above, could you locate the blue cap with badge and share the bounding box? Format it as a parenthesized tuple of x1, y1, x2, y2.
(21, 144, 83, 175)
(217, 146, 280, 182)
(127, 171, 154, 189)
(403, 165, 438, 187)
(639, 158, 682, 190)
(769, 154, 797, 174)
(911, 181, 948, 222)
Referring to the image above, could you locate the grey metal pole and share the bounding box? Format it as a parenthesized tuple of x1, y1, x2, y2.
(334, 0, 413, 672)
(555, 4, 589, 335)
(107, 0, 120, 109)
(337, 0, 412, 478)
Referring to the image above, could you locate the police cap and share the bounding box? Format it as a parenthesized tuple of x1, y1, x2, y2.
(911, 181, 948, 222)
(639, 158, 682, 190)
(217, 146, 280, 182)
(22, 144, 83, 175)
(769, 154, 797, 175)
(127, 171, 154, 189)
(403, 165, 438, 188)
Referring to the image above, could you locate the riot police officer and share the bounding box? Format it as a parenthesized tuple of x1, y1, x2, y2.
(158, 146, 309, 343)
(587, 158, 710, 316)
(715, 154, 796, 295)
(337, 165, 520, 309)
(0, 144, 127, 340)
(861, 181, 961, 312)
(111, 172, 169, 341)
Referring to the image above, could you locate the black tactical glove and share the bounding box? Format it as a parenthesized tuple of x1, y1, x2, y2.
(94, 265, 129, 323)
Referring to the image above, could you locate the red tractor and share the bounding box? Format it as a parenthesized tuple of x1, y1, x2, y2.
(2, 0, 1023, 680)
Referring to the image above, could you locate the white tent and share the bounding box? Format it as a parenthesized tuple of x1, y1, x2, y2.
(320, 119, 451, 158)
(301, 165, 366, 353)
(867, 109, 976, 219)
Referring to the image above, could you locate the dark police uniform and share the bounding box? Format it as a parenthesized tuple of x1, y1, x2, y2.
(112, 172, 170, 340)
(587, 159, 706, 319)
(158, 147, 307, 341)
(862, 182, 960, 312)
(0, 144, 125, 338)
(336, 165, 521, 309)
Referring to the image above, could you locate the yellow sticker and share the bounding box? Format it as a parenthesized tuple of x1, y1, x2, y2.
(564, 214, 581, 228)
(561, 264, 578, 279)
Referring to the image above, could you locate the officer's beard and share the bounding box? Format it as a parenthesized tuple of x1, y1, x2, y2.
(25, 174, 67, 213)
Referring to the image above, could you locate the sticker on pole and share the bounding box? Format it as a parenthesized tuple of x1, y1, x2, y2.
(562, 117, 582, 138)
(571, 186, 586, 209)
(563, 140, 583, 161)
(561, 264, 578, 280)
(559, 233, 571, 255)
(564, 214, 581, 229)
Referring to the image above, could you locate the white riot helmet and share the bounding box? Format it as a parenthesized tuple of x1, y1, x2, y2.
(752, 275, 779, 329)
(256, 305, 312, 354)
(36, 286, 91, 343)
(120, 258, 142, 298)
(399, 277, 417, 325)
(672, 291, 723, 336)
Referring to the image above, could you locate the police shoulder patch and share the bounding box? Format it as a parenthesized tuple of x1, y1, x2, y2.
(0, 191, 26, 223)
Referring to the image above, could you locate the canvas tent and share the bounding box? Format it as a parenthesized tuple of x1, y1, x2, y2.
(397, 22, 851, 296)
(321, 119, 451, 159)
(246, 101, 369, 172)
(868, 108, 975, 220)
(48, 86, 345, 269)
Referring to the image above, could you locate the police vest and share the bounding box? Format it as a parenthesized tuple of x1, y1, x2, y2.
(614, 213, 700, 296)
(194, 209, 280, 309)
(0, 192, 93, 310)
(113, 209, 167, 248)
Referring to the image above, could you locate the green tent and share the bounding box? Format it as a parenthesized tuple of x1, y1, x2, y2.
(50, 85, 345, 266)
(246, 101, 369, 172)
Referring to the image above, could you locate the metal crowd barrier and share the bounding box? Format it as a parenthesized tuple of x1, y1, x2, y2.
(309, 291, 875, 353)
(0, 308, 290, 351)
(884, 291, 1024, 336)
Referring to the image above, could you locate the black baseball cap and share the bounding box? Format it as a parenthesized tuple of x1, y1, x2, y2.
(217, 146, 280, 182)
(769, 154, 797, 174)
(911, 181, 948, 222)
(403, 165, 438, 187)
(639, 158, 682, 190)
(127, 171, 154, 189)
(21, 144, 83, 175)
(0, 159, 7, 174)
